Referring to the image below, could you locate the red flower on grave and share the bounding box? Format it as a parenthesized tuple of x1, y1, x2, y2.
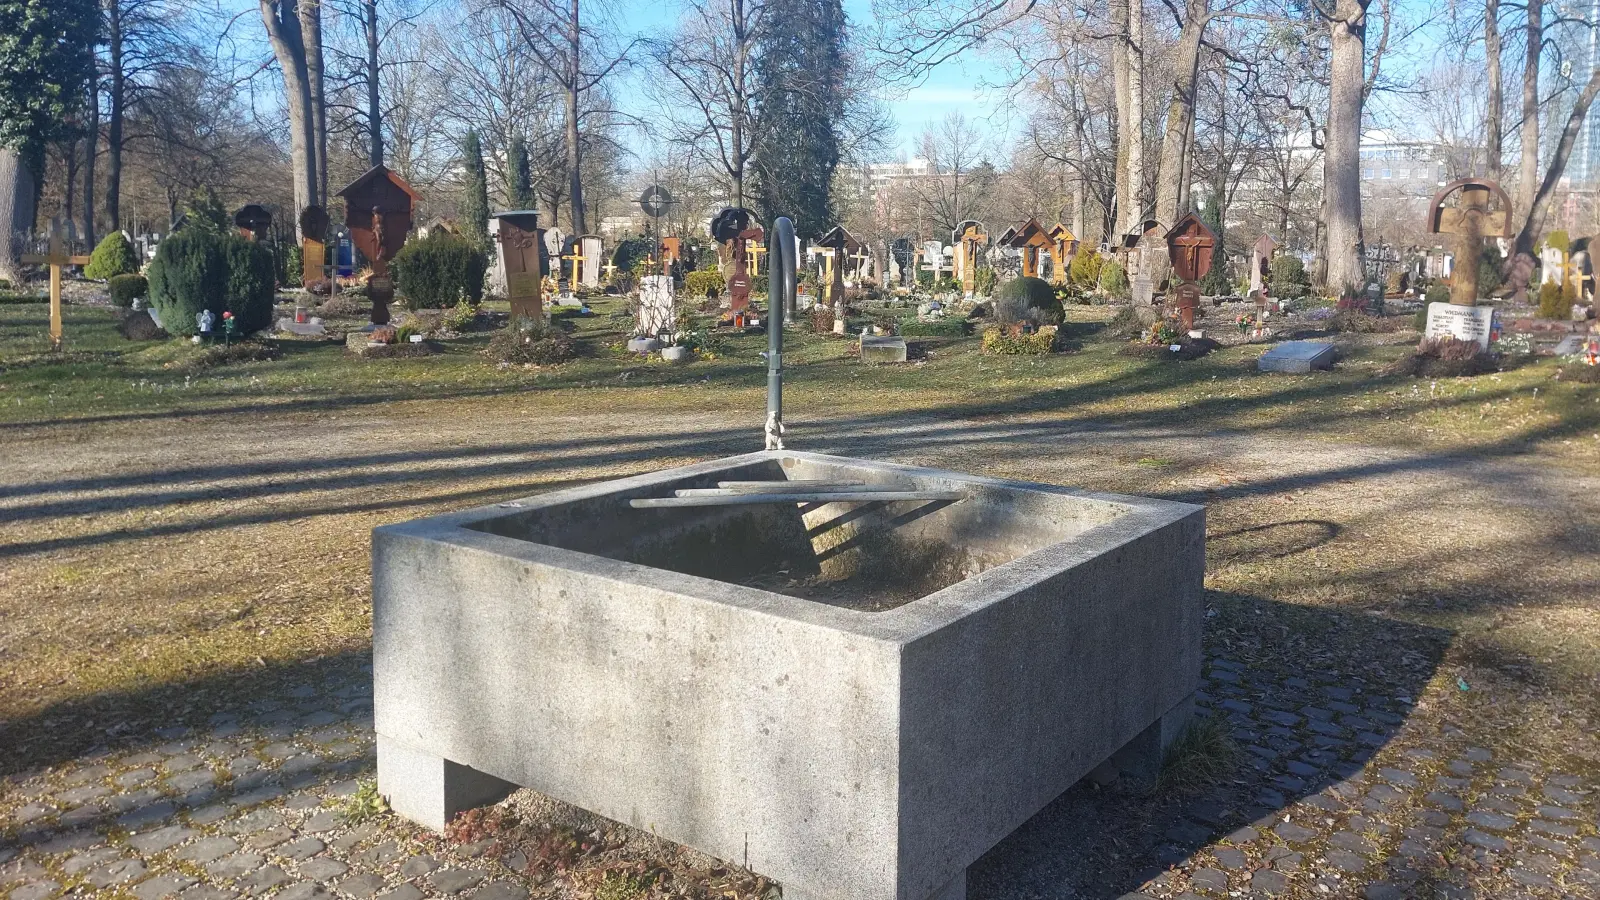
(223, 311, 233, 319)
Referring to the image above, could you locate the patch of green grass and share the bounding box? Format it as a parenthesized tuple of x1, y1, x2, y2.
(1154, 715, 1236, 796)
(1136, 457, 1175, 467)
(594, 869, 654, 900)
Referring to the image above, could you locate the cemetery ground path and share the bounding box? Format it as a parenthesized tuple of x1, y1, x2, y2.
(2, 395, 1599, 900)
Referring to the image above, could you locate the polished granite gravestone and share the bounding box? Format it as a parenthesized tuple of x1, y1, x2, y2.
(1258, 341, 1337, 373)
(372, 451, 1205, 900)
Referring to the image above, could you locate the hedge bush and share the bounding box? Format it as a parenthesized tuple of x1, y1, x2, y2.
(146, 229, 276, 337)
(392, 232, 488, 308)
(900, 318, 970, 338)
(685, 267, 724, 299)
(1269, 255, 1311, 300)
(982, 325, 1056, 355)
(972, 266, 998, 297)
(85, 231, 141, 280)
(1070, 250, 1103, 288)
(1099, 260, 1129, 298)
(1538, 280, 1573, 320)
(995, 275, 1063, 325)
(108, 273, 148, 307)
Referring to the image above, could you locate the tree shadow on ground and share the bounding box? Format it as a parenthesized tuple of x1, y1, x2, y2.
(969, 591, 1451, 900)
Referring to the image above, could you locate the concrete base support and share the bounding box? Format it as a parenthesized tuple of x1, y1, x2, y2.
(784, 870, 965, 900)
(376, 734, 515, 831)
(1107, 692, 1197, 786)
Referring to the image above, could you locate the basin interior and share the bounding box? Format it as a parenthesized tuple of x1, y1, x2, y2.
(468, 457, 1129, 611)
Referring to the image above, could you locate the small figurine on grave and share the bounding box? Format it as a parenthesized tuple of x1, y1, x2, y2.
(222, 311, 236, 346)
(196, 309, 216, 343)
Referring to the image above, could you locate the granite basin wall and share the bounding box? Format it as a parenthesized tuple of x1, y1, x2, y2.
(373, 451, 1205, 900)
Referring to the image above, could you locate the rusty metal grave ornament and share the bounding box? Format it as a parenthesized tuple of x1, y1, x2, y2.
(1427, 178, 1513, 307)
(1164, 213, 1217, 332)
(336, 165, 420, 326)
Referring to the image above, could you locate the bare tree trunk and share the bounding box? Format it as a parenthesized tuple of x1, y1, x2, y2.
(1505, 64, 1600, 296)
(565, 0, 586, 234)
(1485, 0, 1502, 179)
(107, 0, 124, 233)
(365, 0, 382, 168)
(1323, 0, 1369, 297)
(1518, 0, 1541, 213)
(84, 78, 97, 246)
(0, 148, 36, 286)
(1125, 0, 1145, 231)
(1111, 0, 1131, 237)
(261, 0, 319, 238)
(65, 144, 79, 238)
(301, 0, 327, 204)
(1154, 0, 1208, 229)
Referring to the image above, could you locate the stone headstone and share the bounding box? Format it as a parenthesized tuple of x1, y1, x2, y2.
(860, 335, 908, 364)
(581, 235, 603, 288)
(1258, 341, 1337, 373)
(1424, 302, 1495, 350)
(1132, 274, 1154, 306)
(637, 275, 675, 338)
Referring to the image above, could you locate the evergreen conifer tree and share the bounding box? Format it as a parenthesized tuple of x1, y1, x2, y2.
(750, 0, 846, 241)
(461, 129, 491, 243)
(509, 135, 534, 210)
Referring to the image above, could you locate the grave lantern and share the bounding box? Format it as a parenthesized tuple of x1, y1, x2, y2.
(336, 164, 420, 326)
(490, 209, 547, 322)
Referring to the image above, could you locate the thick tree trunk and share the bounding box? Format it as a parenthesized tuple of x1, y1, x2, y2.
(261, 0, 319, 238)
(1124, 0, 1144, 233)
(0, 148, 37, 286)
(365, 0, 382, 168)
(1485, 0, 1502, 179)
(1505, 65, 1600, 297)
(1153, 0, 1208, 230)
(565, 0, 586, 234)
(1519, 0, 1540, 212)
(301, 0, 327, 204)
(107, 0, 124, 233)
(1323, 0, 1369, 297)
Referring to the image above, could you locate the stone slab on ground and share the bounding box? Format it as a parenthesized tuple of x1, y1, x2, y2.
(860, 335, 908, 364)
(1258, 340, 1337, 373)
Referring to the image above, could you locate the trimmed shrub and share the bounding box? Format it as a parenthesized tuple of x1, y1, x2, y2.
(146, 229, 276, 337)
(982, 325, 1057, 355)
(1478, 244, 1504, 297)
(392, 233, 488, 308)
(1424, 283, 1449, 305)
(1269, 255, 1311, 300)
(1538, 280, 1572, 320)
(85, 232, 141, 280)
(108, 273, 148, 307)
(1108, 304, 1144, 338)
(1070, 250, 1103, 289)
(283, 244, 303, 288)
(995, 275, 1063, 325)
(899, 318, 970, 338)
(684, 267, 724, 299)
(1099, 259, 1129, 298)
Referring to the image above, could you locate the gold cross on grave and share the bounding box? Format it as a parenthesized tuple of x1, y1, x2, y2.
(22, 220, 91, 351)
(748, 243, 766, 276)
(562, 247, 584, 287)
(603, 261, 617, 279)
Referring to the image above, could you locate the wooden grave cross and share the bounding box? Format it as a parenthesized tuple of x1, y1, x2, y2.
(850, 246, 871, 281)
(22, 219, 91, 350)
(1427, 179, 1513, 306)
(562, 246, 584, 289)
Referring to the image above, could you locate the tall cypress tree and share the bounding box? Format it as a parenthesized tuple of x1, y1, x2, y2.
(750, 0, 846, 241)
(460, 129, 490, 243)
(508, 135, 533, 210)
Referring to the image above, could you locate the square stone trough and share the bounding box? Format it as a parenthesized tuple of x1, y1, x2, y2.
(373, 451, 1205, 900)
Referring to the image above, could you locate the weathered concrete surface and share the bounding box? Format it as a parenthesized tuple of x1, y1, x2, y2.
(372, 451, 1205, 900)
(861, 336, 909, 364)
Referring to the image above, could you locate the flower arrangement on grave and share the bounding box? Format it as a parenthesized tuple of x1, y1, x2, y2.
(222, 311, 236, 345)
(1144, 321, 1182, 346)
(1236, 312, 1254, 333)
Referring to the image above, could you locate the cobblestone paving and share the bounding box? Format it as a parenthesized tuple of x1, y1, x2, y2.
(3, 634, 1596, 900)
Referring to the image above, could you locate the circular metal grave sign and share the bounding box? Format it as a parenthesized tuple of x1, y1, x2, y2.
(638, 185, 676, 218)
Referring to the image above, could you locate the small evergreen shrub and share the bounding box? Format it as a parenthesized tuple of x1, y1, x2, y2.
(392, 233, 488, 308)
(1538, 281, 1572, 320)
(1108, 305, 1144, 338)
(108, 274, 148, 307)
(1099, 260, 1129, 298)
(1478, 244, 1504, 297)
(972, 266, 998, 297)
(995, 275, 1063, 325)
(900, 319, 970, 337)
(283, 244, 303, 288)
(1070, 250, 1103, 289)
(85, 232, 141, 280)
(1268, 256, 1311, 300)
(982, 325, 1057, 355)
(1424, 283, 1449, 305)
(684, 267, 725, 299)
(147, 229, 273, 337)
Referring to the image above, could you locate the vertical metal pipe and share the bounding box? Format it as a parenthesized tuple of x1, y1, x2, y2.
(766, 216, 795, 450)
